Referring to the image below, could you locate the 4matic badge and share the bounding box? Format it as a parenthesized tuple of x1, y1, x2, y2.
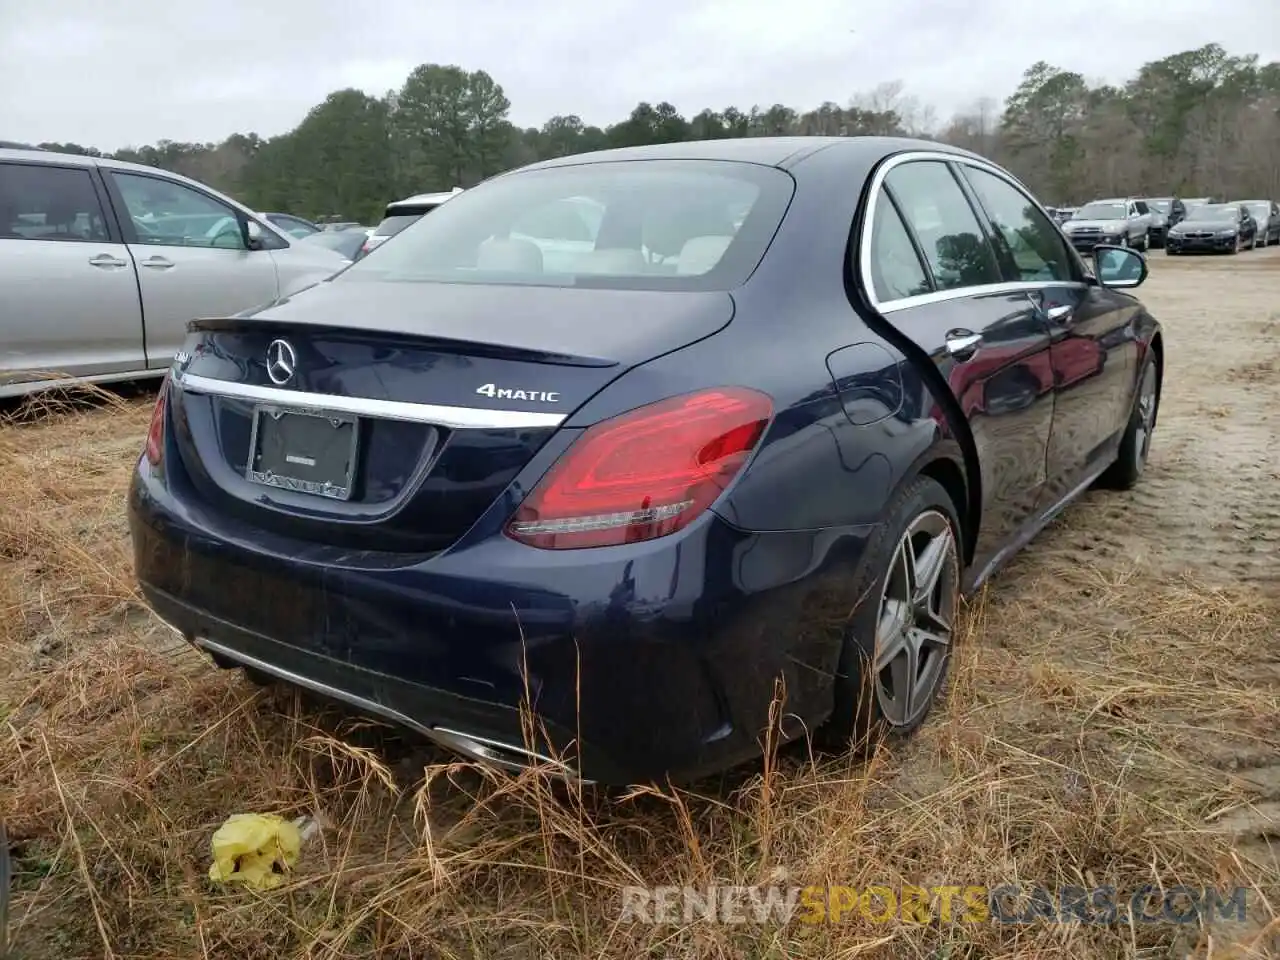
(475, 383, 560, 403)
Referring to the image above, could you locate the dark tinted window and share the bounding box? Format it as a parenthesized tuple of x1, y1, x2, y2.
(885, 161, 1001, 291)
(867, 190, 932, 301)
(0, 162, 110, 242)
(373, 213, 425, 237)
(962, 167, 1072, 282)
(345, 160, 795, 291)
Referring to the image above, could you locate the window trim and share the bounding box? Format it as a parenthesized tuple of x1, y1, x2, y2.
(0, 158, 123, 245)
(857, 150, 1091, 314)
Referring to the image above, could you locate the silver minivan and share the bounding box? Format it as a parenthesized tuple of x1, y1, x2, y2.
(0, 148, 350, 397)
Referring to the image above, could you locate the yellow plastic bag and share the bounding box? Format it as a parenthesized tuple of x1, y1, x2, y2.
(208, 813, 302, 890)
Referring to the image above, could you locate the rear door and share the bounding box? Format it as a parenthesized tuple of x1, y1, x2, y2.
(957, 162, 1137, 506)
(0, 159, 144, 388)
(103, 169, 279, 368)
(863, 157, 1055, 565)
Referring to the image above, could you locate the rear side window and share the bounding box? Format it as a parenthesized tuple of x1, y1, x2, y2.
(0, 162, 111, 242)
(884, 161, 1001, 291)
(867, 190, 932, 302)
(373, 213, 425, 237)
(345, 159, 795, 291)
(961, 167, 1073, 283)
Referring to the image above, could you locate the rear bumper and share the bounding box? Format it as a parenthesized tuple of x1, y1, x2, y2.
(129, 457, 874, 785)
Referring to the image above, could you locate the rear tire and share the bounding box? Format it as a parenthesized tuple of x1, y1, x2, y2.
(1098, 352, 1159, 491)
(820, 475, 962, 751)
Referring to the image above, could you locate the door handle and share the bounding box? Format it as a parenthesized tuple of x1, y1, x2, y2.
(140, 256, 175, 269)
(944, 330, 983, 360)
(1044, 304, 1073, 323)
(88, 253, 128, 269)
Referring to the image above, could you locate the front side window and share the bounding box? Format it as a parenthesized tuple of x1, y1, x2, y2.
(962, 166, 1073, 283)
(112, 172, 245, 249)
(343, 160, 794, 291)
(884, 161, 1002, 291)
(0, 162, 110, 242)
(867, 189, 932, 302)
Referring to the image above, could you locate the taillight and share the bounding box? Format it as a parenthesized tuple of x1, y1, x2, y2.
(505, 387, 773, 550)
(145, 378, 169, 466)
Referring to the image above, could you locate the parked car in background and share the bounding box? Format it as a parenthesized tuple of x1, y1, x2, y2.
(260, 212, 321, 239)
(1181, 197, 1215, 216)
(0, 147, 350, 397)
(1165, 202, 1256, 254)
(1061, 198, 1152, 251)
(359, 188, 464, 258)
(1140, 197, 1186, 248)
(297, 227, 366, 262)
(1051, 206, 1077, 225)
(130, 137, 1163, 786)
(1236, 200, 1280, 247)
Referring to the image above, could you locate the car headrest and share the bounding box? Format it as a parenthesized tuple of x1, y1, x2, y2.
(676, 235, 733, 275)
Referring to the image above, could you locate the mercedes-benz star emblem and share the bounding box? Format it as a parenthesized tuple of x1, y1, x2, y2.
(266, 339, 297, 385)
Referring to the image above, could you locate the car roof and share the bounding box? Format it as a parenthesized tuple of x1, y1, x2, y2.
(514, 136, 979, 174)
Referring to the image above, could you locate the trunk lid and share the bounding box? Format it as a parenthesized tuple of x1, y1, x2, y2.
(167, 281, 734, 554)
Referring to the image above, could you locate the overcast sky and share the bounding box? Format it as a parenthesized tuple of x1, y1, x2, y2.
(2, 0, 1277, 151)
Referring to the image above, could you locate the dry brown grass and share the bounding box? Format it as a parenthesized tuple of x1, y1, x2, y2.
(2, 256, 1279, 958)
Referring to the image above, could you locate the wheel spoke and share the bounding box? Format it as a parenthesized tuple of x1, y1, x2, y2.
(886, 635, 919, 722)
(910, 527, 954, 610)
(876, 598, 912, 670)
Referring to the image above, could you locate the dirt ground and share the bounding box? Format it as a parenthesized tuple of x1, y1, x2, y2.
(0, 248, 1277, 959)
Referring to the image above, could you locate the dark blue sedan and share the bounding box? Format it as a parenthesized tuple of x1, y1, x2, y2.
(128, 137, 1163, 785)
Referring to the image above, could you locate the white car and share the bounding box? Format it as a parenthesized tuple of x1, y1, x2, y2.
(359, 188, 465, 258)
(0, 147, 351, 397)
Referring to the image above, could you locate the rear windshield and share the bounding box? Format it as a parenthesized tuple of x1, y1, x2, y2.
(341, 160, 795, 291)
(373, 213, 425, 237)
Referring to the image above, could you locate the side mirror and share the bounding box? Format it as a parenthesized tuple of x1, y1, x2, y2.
(244, 219, 265, 251)
(1093, 245, 1146, 289)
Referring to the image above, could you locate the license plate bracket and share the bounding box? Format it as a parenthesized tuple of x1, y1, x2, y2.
(246, 404, 359, 501)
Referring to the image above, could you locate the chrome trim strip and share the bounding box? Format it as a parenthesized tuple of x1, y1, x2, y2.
(175, 371, 565, 429)
(876, 280, 1089, 314)
(857, 149, 1090, 314)
(193, 637, 588, 781)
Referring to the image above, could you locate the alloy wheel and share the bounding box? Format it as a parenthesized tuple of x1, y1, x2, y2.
(1133, 362, 1158, 471)
(874, 510, 959, 728)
